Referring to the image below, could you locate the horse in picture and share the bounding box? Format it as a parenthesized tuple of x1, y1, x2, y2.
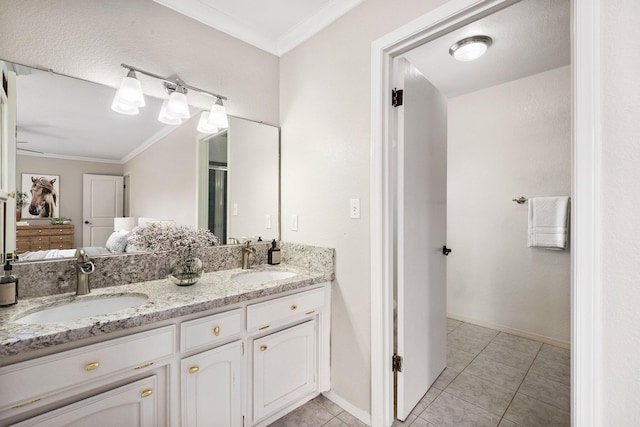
(28, 176, 58, 218)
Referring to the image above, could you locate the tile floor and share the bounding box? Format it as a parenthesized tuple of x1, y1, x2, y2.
(269, 319, 570, 427)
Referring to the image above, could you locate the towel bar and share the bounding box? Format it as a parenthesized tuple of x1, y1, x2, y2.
(512, 196, 527, 204)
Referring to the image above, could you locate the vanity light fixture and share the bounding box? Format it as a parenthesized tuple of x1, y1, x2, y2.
(197, 111, 219, 134)
(111, 64, 228, 126)
(449, 35, 493, 62)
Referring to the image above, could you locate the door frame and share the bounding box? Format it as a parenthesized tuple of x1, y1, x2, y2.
(369, 0, 601, 426)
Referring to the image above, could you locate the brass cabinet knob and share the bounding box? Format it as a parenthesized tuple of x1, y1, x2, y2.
(260, 345, 268, 351)
(141, 389, 153, 398)
(85, 362, 100, 371)
(213, 326, 220, 336)
(290, 305, 297, 310)
(7, 192, 15, 198)
(189, 366, 199, 374)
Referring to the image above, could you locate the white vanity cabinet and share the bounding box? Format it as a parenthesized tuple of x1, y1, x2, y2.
(11, 376, 159, 427)
(252, 321, 316, 422)
(181, 341, 243, 427)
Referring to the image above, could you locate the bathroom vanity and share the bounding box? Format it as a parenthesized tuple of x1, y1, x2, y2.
(0, 261, 332, 427)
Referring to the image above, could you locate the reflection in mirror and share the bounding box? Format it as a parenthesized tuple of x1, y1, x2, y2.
(2, 60, 280, 262)
(198, 117, 279, 244)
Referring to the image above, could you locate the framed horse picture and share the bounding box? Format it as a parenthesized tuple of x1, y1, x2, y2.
(21, 173, 60, 219)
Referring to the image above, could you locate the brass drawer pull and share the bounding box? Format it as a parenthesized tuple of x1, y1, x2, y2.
(259, 325, 270, 330)
(290, 305, 297, 310)
(141, 389, 153, 398)
(134, 362, 154, 370)
(305, 310, 315, 315)
(213, 326, 220, 336)
(189, 366, 199, 374)
(12, 398, 41, 409)
(260, 345, 268, 351)
(85, 362, 100, 371)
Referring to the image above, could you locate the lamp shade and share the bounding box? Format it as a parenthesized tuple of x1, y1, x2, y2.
(113, 70, 145, 108)
(114, 217, 136, 232)
(197, 111, 219, 134)
(158, 100, 183, 125)
(166, 90, 190, 119)
(111, 97, 139, 115)
(208, 98, 228, 129)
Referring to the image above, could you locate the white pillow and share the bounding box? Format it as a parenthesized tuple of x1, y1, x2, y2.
(105, 230, 130, 253)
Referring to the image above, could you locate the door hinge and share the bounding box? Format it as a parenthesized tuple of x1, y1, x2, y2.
(392, 88, 404, 107)
(392, 354, 403, 372)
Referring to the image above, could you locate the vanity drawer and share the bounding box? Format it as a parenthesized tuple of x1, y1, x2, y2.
(180, 309, 242, 352)
(49, 235, 74, 249)
(0, 325, 176, 411)
(25, 236, 49, 251)
(16, 228, 45, 237)
(247, 288, 325, 332)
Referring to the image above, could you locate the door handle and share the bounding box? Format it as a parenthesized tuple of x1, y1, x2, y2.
(84, 221, 90, 224)
(442, 246, 452, 256)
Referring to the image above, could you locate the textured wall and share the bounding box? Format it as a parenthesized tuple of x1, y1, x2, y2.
(447, 66, 571, 343)
(280, 0, 447, 416)
(599, 0, 640, 423)
(16, 155, 124, 248)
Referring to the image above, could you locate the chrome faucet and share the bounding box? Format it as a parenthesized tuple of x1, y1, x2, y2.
(75, 249, 95, 295)
(241, 241, 256, 270)
(228, 237, 240, 245)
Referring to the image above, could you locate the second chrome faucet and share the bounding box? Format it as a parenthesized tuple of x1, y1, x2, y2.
(241, 241, 256, 270)
(75, 249, 95, 295)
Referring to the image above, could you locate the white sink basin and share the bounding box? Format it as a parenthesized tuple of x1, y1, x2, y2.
(14, 294, 148, 324)
(234, 271, 297, 284)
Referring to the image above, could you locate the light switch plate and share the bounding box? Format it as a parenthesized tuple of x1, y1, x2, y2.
(350, 198, 361, 219)
(265, 214, 271, 229)
(233, 203, 238, 216)
(291, 215, 298, 231)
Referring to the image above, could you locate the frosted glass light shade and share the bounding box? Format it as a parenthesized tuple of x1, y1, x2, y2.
(111, 97, 139, 115)
(208, 99, 228, 129)
(166, 91, 190, 119)
(449, 36, 493, 62)
(197, 111, 219, 134)
(113, 72, 145, 108)
(114, 217, 136, 232)
(158, 100, 183, 125)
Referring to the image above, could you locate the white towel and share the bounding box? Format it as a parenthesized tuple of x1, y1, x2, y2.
(527, 196, 570, 250)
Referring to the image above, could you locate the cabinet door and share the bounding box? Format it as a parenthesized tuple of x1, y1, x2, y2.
(11, 376, 157, 427)
(181, 340, 242, 427)
(253, 320, 316, 422)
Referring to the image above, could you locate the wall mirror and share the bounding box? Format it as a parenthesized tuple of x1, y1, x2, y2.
(0, 59, 280, 263)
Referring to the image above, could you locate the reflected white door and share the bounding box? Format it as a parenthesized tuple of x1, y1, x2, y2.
(83, 174, 123, 247)
(396, 58, 448, 421)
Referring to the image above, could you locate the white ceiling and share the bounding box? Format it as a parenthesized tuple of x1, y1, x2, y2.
(152, 0, 365, 56)
(402, 0, 570, 98)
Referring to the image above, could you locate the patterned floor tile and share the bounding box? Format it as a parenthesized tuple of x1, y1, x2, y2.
(464, 355, 528, 391)
(336, 411, 368, 426)
(444, 372, 515, 416)
(518, 373, 570, 412)
(411, 387, 442, 417)
(313, 394, 344, 416)
(537, 344, 570, 366)
(528, 355, 570, 386)
(491, 333, 543, 357)
(431, 367, 460, 389)
(420, 392, 501, 427)
(480, 342, 537, 370)
(268, 400, 334, 427)
(448, 331, 492, 355)
(447, 318, 463, 333)
(503, 393, 570, 427)
(447, 347, 476, 371)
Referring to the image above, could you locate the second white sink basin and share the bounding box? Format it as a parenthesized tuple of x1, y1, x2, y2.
(14, 294, 148, 325)
(234, 271, 297, 284)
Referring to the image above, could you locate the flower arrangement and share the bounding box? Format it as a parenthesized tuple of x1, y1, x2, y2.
(127, 223, 219, 259)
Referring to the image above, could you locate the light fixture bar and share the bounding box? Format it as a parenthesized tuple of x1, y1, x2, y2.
(121, 63, 227, 101)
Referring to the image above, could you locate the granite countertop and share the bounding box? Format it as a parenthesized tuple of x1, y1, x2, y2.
(0, 264, 333, 359)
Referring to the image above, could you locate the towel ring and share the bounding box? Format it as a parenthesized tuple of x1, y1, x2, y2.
(512, 196, 527, 204)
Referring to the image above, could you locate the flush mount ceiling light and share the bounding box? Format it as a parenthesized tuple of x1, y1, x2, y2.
(449, 35, 493, 62)
(111, 64, 228, 126)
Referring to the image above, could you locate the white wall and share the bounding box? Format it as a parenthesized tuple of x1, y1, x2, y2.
(447, 66, 571, 343)
(16, 155, 124, 248)
(280, 0, 448, 415)
(599, 0, 640, 422)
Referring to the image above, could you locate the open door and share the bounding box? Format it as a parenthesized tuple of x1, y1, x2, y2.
(395, 58, 448, 420)
(82, 174, 123, 247)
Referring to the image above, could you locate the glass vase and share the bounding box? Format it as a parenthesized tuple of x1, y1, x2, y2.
(168, 257, 203, 286)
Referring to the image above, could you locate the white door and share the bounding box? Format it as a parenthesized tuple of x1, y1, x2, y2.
(82, 174, 123, 247)
(181, 340, 242, 427)
(395, 58, 448, 421)
(12, 376, 158, 427)
(253, 320, 316, 423)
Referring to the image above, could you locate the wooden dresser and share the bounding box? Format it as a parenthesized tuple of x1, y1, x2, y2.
(16, 224, 75, 253)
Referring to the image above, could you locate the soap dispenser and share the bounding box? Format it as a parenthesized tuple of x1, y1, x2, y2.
(267, 239, 281, 265)
(0, 260, 18, 307)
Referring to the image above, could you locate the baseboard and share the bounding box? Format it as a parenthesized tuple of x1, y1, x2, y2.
(447, 313, 570, 349)
(323, 390, 371, 426)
